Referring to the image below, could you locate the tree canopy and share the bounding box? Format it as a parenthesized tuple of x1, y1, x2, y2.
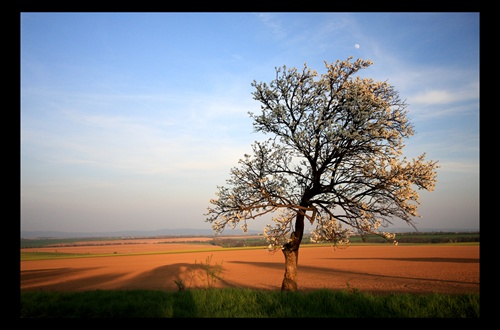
(205, 57, 439, 250)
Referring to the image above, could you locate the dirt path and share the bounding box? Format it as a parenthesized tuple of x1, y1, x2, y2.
(20, 244, 479, 295)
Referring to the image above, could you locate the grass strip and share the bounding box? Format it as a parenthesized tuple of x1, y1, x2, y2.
(20, 288, 479, 318)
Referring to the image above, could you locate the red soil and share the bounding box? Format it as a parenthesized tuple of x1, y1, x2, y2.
(20, 242, 479, 295)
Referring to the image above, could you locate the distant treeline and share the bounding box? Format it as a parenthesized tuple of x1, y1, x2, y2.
(348, 232, 480, 244)
(19, 236, 211, 249)
(21, 232, 479, 249)
(211, 232, 480, 248)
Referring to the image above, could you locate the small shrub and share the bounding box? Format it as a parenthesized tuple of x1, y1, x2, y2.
(196, 254, 224, 288)
(174, 254, 224, 290)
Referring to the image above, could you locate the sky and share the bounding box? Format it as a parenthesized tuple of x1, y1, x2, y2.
(20, 12, 480, 234)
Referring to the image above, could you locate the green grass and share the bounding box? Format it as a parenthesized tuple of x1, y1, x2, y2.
(20, 288, 479, 318)
(20, 245, 267, 261)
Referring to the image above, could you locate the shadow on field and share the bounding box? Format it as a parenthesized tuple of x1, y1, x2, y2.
(318, 257, 479, 264)
(230, 260, 478, 288)
(119, 262, 209, 290)
(21, 267, 99, 280)
(20, 257, 479, 293)
(21, 267, 129, 291)
(22, 262, 241, 291)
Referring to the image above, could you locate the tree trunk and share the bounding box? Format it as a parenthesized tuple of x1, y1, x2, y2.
(281, 244, 299, 291)
(281, 210, 305, 291)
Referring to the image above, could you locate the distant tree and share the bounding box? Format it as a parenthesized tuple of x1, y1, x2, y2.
(205, 57, 439, 291)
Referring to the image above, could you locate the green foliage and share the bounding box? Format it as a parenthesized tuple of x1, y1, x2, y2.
(211, 237, 267, 247)
(20, 288, 479, 318)
(347, 232, 480, 244)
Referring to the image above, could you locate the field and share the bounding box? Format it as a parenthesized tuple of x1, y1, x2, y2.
(20, 236, 480, 295)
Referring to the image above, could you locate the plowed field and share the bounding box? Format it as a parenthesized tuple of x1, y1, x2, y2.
(20, 240, 479, 295)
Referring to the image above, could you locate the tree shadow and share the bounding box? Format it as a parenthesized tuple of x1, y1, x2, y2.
(318, 256, 479, 264)
(229, 260, 479, 288)
(20, 256, 479, 295)
(20, 267, 129, 291)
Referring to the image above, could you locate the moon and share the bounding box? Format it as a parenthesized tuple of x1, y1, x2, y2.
(354, 44, 360, 49)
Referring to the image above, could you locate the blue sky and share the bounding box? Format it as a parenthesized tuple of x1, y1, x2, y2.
(20, 12, 480, 234)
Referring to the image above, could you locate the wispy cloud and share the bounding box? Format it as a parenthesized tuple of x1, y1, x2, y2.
(256, 13, 287, 39)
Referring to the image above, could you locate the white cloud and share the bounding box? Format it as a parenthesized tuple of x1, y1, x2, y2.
(410, 84, 479, 106)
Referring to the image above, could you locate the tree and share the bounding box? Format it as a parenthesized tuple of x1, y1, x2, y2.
(205, 57, 439, 292)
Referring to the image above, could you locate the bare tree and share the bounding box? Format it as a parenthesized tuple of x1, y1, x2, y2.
(205, 57, 439, 291)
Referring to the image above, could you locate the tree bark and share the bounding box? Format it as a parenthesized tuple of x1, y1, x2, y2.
(281, 244, 299, 291)
(281, 210, 305, 291)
